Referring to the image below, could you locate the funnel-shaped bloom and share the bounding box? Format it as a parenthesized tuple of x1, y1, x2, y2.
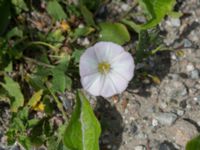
(79, 42, 135, 98)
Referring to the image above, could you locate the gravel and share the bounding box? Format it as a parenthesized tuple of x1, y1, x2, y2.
(1, 0, 200, 149)
(154, 113, 177, 126)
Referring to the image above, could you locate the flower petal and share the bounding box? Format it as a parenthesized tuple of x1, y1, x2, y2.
(79, 47, 99, 77)
(81, 73, 104, 96)
(100, 75, 117, 97)
(109, 71, 129, 93)
(111, 52, 135, 81)
(94, 42, 124, 62)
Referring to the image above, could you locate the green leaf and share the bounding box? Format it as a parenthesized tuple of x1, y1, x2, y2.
(0, 0, 11, 35)
(140, 0, 176, 29)
(11, 0, 28, 14)
(136, 30, 149, 62)
(52, 69, 66, 93)
(65, 76, 72, 91)
(28, 89, 43, 108)
(47, 0, 67, 21)
(73, 26, 95, 39)
(186, 135, 200, 150)
(0, 75, 24, 112)
(99, 22, 130, 45)
(80, 5, 96, 27)
(72, 49, 84, 64)
(46, 29, 65, 48)
(121, 19, 140, 33)
(51, 56, 70, 93)
(64, 91, 101, 150)
(122, 0, 176, 31)
(6, 27, 23, 39)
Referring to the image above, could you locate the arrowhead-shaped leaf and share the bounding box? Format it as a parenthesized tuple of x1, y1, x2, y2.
(122, 0, 176, 32)
(47, 0, 67, 21)
(99, 22, 130, 45)
(64, 91, 101, 150)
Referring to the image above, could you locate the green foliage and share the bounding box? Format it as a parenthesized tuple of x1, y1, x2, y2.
(99, 22, 130, 45)
(47, 0, 67, 21)
(140, 0, 176, 29)
(0, 0, 178, 148)
(122, 0, 176, 32)
(64, 91, 101, 150)
(0, 75, 24, 112)
(80, 5, 96, 27)
(136, 29, 163, 62)
(0, 0, 11, 35)
(11, 0, 28, 14)
(186, 135, 200, 150)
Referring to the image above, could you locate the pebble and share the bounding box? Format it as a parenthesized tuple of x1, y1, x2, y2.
(159, 141, 177, 150)
(169, 120, 198, 147)
(121, 4, 129, 11)
(134, 145, 146, 150)
(176, 109, 185, 116)
(136, 132, 148, 140)
(190, 69, 199, 79)
(183, 39, 192, 48)
(160, 80, 187, 101)
(154, 113, 177, 126)
(170, 18, 181, 27)
(186, 63, 195, 72)
(152, 119, 159, 127)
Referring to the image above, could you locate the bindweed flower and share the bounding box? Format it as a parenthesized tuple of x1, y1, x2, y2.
(79, 42, 135, 98)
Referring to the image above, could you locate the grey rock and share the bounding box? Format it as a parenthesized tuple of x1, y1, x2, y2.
(170, 18, 181, 27)
(169, 120, 198, 147)
(154, 113, 177, 126)
(183, 39, 192, 48)
(160, 80, 188, 102)
(190, 69, 199, 79)
(159, 141, 178, 150)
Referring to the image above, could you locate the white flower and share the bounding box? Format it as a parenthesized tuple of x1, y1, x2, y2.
(79, 41, 135, 98)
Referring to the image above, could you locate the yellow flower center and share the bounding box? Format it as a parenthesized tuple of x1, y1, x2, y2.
(98, 62, 111, 74)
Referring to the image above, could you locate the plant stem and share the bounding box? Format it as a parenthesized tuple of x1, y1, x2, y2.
(23, 56, 55, 68)
(23, 41, 59, 51)
(46, 83, 68, 121)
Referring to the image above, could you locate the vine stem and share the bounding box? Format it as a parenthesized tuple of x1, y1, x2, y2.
(46, 82, 69, 121)
(23, 56, 55, 68)
(23, 41, 59, 51)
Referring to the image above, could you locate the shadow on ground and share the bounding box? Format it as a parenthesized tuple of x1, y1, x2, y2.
(128, 51, 171, 97)
(95, 97, 123, 150)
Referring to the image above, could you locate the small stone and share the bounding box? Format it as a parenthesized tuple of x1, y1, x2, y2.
(152, 119, 159, 127)
(134, 145, 146, 150)
(176, 109, 184, 116)
(169, 120, 198, 147)
(154, 113, 177, 126)
(121, 4, 129, 11)
(170, 18, 181, 27)
(190, 69, 199, 79)
(183, 39, 192, 48)
(160, 80, 187, 102)
(186, 63, 195, 72)
(136, 132, 147, 139)
(159, 141, 177, 150)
